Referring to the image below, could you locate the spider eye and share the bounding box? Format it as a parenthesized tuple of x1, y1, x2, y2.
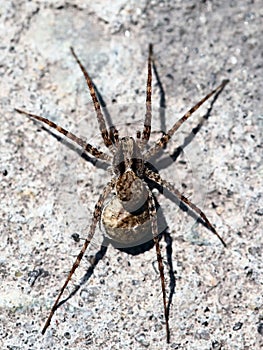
(117, 161, 125, 174)
(131, 158, 144, 175)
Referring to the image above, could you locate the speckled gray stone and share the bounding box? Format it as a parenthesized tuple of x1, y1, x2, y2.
(0, 1, 262, 349)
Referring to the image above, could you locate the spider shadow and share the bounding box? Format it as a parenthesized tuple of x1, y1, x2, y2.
(152, 55, 166, 135)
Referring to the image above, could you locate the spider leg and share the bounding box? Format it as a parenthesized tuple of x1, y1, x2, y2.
(141, 43, 153, 147)
(145, 183, 170, 343)
(145, 168, 226, 247)
(15, 108, 111, 161)
(70, 47, 114, 150)
(112, 127, 119, 145)
(41, 179, 115, 335)
(145, 79, 229, 159)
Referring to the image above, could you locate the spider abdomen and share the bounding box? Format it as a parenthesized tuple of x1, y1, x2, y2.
(102, 196, 151, 245)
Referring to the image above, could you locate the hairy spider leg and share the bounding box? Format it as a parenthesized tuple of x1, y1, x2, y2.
(70, 47, 115, 150)
(145, 79, 229, 158)
(145, 182, 170, 343)
(42, 179, 115, 334)
(145, 168, 226, 247)
(15, 108, 110, 161)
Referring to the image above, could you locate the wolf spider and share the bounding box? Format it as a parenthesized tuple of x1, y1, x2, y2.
(16, 44, 228, 343)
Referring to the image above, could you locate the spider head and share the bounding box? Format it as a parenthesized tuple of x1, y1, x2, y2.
(113, 136, 144, 177)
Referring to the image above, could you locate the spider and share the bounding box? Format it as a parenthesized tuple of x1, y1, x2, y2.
(15, 44, 228, 343)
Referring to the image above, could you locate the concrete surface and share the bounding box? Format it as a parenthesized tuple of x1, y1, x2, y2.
(0, 1, 262, 349)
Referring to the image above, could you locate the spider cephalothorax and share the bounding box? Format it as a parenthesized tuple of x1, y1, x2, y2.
(16, 44, 228, 343)
(113, 136, 147, 212)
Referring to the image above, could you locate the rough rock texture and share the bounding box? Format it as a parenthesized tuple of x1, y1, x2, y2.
(0, 1, 262, 349)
